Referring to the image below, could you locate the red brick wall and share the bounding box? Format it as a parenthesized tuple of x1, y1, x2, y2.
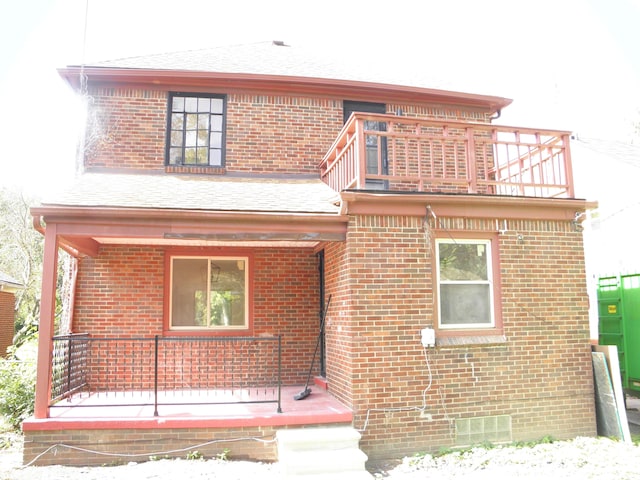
(0, 291, 15, 356)
(323, 241, 353, 405)
(83, 87, 491, 174)
(23, 425, 279, 466)
(323, 214, 595, 458)
(225, 95, 343, 174)
(74, 246, 165, 336)
(73, 245, 319, 386)
(85, 88, 167, 170)
(253, 247, 320, 384)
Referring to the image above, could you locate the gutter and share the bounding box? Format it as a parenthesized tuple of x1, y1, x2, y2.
(32, 215, 81, 258)
(57, 67, 512, 115)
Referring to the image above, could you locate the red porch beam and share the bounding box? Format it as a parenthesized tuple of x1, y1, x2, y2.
(34, 224, 59, 418)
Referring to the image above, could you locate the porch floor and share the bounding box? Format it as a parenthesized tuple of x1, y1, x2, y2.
(23, 385, 353, 431)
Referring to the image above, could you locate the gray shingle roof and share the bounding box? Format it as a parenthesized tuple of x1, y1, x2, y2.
(43, 172, 341, 215)
(84, 41, 495, 96)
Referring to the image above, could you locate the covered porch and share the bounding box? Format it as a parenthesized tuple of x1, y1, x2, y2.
(26, 175, 350, 465)
(22, 383, 352, 466)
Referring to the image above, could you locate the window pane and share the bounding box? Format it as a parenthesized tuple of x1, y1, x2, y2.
(366, 145, 378, 174)
(197, 130, 208, 146)
(196, 147, 208, 164)
(209, 148, 222, 166)
(184, 97, 198, 112)
(211, 98, 223, 113)
(209, 132, 222, 148)
(170, 131, 183, 147)
(210, 115, 222, 131)
(209, 260, 245, 327)
(186, 113, 198, 130)
(169, 148, 183, 165)
(197, 113, 209, 130)
(439, 242, 488, 281)
(172, 97, 184, 112)
(172, 258, 208, 327)
(184, 147, 197, 164)
(440, 284, 491, 325)
(171, 257, 247, 329)
(197, 97, 210, 112)
(171, 113, 183, 130)
(185, 130, 197, 146)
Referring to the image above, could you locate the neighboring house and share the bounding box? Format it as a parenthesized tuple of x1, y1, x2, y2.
(25, 41, 596, 466)
(0, 271, 21, 357)
(571, 136, 640, 337)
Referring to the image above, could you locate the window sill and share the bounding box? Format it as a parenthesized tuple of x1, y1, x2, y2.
(166, 165, 226, 175)
(163, 329, 252, 337)
(436, 334, 507, 348)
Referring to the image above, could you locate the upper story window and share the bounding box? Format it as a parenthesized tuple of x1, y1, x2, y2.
(436, 238, 495, 329)
(167, 93, 226, 167)
(169, 256, 249, 331)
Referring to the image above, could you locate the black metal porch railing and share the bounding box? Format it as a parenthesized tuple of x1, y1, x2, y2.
(50, 334, 282, 415)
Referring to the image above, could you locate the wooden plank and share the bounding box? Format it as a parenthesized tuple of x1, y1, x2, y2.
(592, 351, 625, 439)
(593, 344, 632, 442)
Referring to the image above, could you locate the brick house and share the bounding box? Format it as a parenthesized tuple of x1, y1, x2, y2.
(0, 271, 21, 357)
(25, 41, 596, 466)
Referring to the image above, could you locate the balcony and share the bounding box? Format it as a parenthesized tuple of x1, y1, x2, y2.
(320, 113, 575, 199)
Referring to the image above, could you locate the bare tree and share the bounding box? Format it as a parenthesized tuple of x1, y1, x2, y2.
(0, 188, 43, 345)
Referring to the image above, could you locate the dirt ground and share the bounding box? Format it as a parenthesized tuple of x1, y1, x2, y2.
(2, 399, 639, 480)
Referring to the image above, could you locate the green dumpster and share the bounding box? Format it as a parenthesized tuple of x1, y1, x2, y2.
(598, 273, 640, 394)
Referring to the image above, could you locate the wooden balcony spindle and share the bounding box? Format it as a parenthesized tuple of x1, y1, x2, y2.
(466, 127, 478, 193)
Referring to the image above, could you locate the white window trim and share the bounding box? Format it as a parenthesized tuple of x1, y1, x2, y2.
(169, 255, 249, 331)
(436, 238, 495, 329)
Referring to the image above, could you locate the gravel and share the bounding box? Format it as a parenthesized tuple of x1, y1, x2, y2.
(2, 434, 640, 479)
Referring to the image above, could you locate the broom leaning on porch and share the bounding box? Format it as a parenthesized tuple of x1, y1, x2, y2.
(294, 295, 332, 400)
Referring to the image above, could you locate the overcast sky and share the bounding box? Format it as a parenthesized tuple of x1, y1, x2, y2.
(1, 0, 639, 196)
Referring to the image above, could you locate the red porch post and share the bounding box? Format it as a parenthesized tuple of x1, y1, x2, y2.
(34, 223, 59, 418)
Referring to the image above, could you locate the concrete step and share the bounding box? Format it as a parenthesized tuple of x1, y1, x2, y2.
(277, 426, 362, 451)
(277, 427, 373, 479)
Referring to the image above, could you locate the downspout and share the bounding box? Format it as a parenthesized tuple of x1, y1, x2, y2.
(67, 258, 78, 333)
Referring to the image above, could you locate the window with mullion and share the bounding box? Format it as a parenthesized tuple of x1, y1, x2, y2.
(170, 256, 248, 330)
(167, 93, 225, 167)
(436, 239, 495, 329)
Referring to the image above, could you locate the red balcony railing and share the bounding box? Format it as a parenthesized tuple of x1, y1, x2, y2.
(320, 113, 575, 198)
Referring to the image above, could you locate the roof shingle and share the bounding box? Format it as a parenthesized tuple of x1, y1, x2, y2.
(82, 41, 499, 97)
(43, 172, 341, 215)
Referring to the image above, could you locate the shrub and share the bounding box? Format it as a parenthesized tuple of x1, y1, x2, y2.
(0, 343, 36, 431)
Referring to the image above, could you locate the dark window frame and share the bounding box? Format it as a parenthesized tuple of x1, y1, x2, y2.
(165, 92, 227, 168)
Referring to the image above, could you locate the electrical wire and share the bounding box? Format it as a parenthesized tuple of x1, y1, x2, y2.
(22, 435, 276, 468)
(358, 345, 433, 432)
